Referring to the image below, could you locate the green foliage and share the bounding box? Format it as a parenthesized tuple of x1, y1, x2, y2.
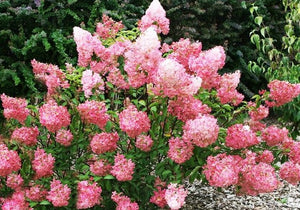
(248, 0, 300, 137)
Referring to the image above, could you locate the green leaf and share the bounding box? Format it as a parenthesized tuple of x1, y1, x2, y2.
(104, 175, 115, 180)
(254, 16, 263, 26)
(68, 0, 78, 4)
(40, 200, 51, 205)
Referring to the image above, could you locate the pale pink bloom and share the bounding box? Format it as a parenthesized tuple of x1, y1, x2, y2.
(1, 191, 31, 210)
(31, 59, 69, 97)
(168, 137, 194, 164)
(188, 46, 225, 89)
(111, 191, 139, 210)
(25, 185, 47, 202)
(111, 153, 135, 181)
(55, 129, 73, 146)
(96, 14, 124, 39)
(217, 71, 244, 106)
(77, 100, 109, 130)
(0, 144, 21, 177)
(288, 142, 300, 164)
(81, 69, 104, 98)
(248, 102, 269, 121)
(39, 100, 70, 133)
(1, 93, 29, 124)
(183, 114, 219, 148)
(150, 188, 167, 208)
(76, 181, 102, 209)
(135, 135, 153, 152)
(168, 95, 211, 122)
(154, 58, 202, 98)
(6, 173, 23, 190)
(165, 38, 202, 70)
(89, 159, 112, 176)
(119, 104, 150, 138)
(32, 148, 55, 179)
(165, 183, 188, 210)
(225, 124, 260, 149)
(255, 150, 274, 164)
(238, 162, 279, 195)
(279, 161, 300, 185)
(203, 154, 242, 187)
(11, 126, 39, 146)
(138, 0, 169, 35)
(266, 80, 300, 107)
(261, 126, 289, 146)
(90, 132, 119, 154)
(46, 179, 71, 207)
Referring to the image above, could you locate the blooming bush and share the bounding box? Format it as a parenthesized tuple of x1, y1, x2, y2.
(1, 0, 300, 209)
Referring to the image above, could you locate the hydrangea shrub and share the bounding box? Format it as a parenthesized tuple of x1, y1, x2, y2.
(0, 0, 300, 209)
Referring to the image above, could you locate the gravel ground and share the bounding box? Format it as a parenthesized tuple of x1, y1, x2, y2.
(183, 180, 300, 210)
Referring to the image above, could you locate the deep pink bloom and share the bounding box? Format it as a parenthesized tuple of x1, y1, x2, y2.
(111, 191, 139, 210)
(90, 132, 119, 154)
(55, 129, 73, 146)
(89, 159, 112, 176)
(111, 153, 135, 181)
(288, 142, 300, 164)
(25, 185, 47, 202)
(238, 162, 280, 195)
(168, 137, 194, 164)
(6, 173, 23, 190)
(279, 161, 300, 185)
(246, 119, 266, 132)
(11, 126, 39, 146)
(119, 104, 150, 138)
(1, 93, 29, 124)
(261, 125, 289, 146)
(168, 95, 211, 122)
(46, 179, 71, 207)
(0, 144, 21, 177)
(183, 114, 219, 148)
(255, 150, 274, 164)
(150, 188, 167, 208)
(135, 135, 153, 152)
(32, 148, 55, 179)
(81, 70, 105, 98)
(165, 183, 188, 210)
(266, 80, 300, 107)
(203, 154, 241, 187)
(76, 181, 102, 209)
(248, 102, 269, 121)
(96, 14, 124, 39)
(77, 100, 109, 130)
(225, 124, 260, 149)
(39, 100, 70, 133)
(138, 0, 170, 35)
(1, 191, 30, 210)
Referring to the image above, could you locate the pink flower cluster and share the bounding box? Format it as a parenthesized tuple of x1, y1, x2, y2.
(150, 188, 167, 208)
(203, 154, 241, 187)
(31, 59, 69, 97)
(76, 181, 102, 209)
(11, 126, 39, 146)
(46, 179, 71, 207)
(1, 93, 29, 124)
(168, 137, 194, 164)
(96, 14, 124, 39)
(135, 135, 153, 152)
(39, 100, 71, 132)
(138, 0, 169, 35)
(165, 183, 188, 210)
(261, 125, 289, 146)
(81, 69, 105, 98)
(89, 159, 112, 176)
(255, 150, 274, 164)
(266, 80, 300, 107)
(1, 191, 31, 210)
(279, 161, 300, 185)
(183, 114, 219, 148)
(119, 104, 150, 138)
(248, 101, 269, 121)
(225, 124, 259, 149)
(6, 173, 23, 190)
(32, 148, 55, 179)
(90, 132, 119, 154)
(111, 191, 139, 210)
(168, 95, 211, 122)
(111, 153, 135, 181)
(25, 184, 47, 202)
(217, 71, 244, 106)
(55, 129, 73, 146)
(0, 144, 21, 177)
(77, 100, 109, 129)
